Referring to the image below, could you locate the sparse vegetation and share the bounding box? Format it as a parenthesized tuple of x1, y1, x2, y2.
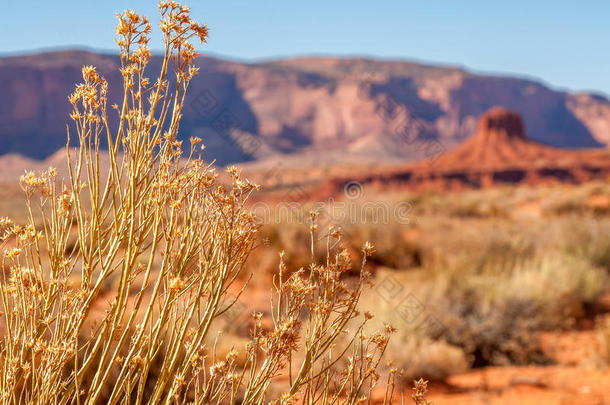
(254, 183, 610, 381)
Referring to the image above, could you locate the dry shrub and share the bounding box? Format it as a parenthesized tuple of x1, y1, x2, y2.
(391, 337, 467, 382)
(362, 224, 607, 377)
(0, 4, 406, 404)
(344, 224, 422, 270)
(413, 188, 512, 219)
(428, 252, 605, 367)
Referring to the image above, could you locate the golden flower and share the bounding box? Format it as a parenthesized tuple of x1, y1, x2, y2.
(384, 323, 397, 334)
(5, 248, 22, 259)
(362, 241, 375, 257)
(168, 276, 186, 292)
(130, 356, 144, 366)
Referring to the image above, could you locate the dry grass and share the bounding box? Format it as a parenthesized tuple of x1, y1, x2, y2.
(0, 3, 419, 404)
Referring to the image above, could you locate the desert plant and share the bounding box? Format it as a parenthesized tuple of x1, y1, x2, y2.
(0, 3, 405, 404)
(410, 379, 431, 405)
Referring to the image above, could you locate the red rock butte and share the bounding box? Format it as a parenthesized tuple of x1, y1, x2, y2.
(476, 106, 526, 140)
(332, 107, 610, 191)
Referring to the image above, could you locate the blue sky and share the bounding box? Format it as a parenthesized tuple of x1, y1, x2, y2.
(2, 1, 609, 96)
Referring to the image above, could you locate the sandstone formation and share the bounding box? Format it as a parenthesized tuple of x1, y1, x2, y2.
(0, 51, 609, 166)
(329, 107, 610, 191)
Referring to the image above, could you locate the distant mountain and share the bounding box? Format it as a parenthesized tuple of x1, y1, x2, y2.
(1, 50, 609, 165)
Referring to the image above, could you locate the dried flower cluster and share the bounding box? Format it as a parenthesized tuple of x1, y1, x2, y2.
(411, 379, 432, 405)
(0, 2, 417, 404)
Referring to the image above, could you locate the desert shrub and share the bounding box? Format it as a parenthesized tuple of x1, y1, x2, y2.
(543, 197, 587, 216)
(0, 4, 404, 404)
(563, 218, 610, 271)
(413, 188, 511, 219)
(389, 337, 468, 382)
(430, 253, 606, 367)
(344, 224, 423, 270)
(439, 295, 551, 366)
(363, 240, 607, 375)
(539, 182, 610, 217)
